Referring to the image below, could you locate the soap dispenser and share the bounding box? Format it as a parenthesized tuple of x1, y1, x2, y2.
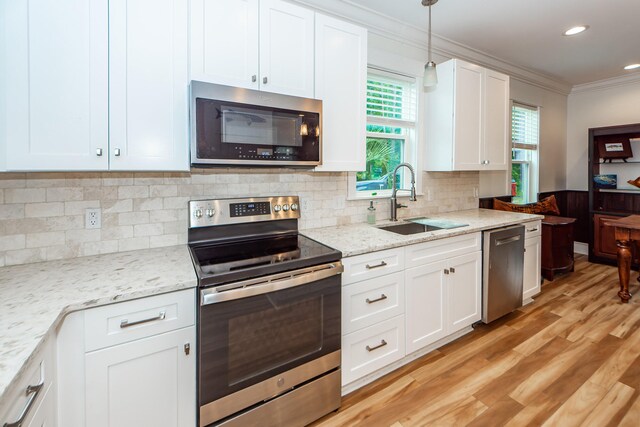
(367, 201, 376, 224)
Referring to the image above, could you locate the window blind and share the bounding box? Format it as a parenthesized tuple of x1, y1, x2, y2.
(512, 103, 539, 147)
(366, 70, 417, 125)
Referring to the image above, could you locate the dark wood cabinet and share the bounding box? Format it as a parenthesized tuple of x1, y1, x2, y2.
(541, 215, 576, 281)
(588, 124, 640, 268)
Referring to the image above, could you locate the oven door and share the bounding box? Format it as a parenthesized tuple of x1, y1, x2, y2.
(198, 262, 341, 425)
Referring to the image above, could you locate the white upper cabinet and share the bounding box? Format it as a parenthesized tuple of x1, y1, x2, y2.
(109, 0, 189, 171)
(1, 0, 189, 172)
(425, 59, 510, 171)
(191, 0, 315, 98)
(260, 0, 315, 97)
(2, 0, 109, 171)
(190, 0, 259, 89)
(314, 14, 367, 172)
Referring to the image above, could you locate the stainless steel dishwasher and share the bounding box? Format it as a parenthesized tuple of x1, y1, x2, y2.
(482, 225, 525, 323)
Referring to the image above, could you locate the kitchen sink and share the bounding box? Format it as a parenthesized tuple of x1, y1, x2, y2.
(407, 217, 468, 230)
(378, 222, 444, 235)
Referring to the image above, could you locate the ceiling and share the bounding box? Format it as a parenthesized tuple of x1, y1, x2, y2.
(345, 0, 640, 86)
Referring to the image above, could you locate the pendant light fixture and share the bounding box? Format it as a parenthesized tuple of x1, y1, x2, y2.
(422, 0, 438, 88)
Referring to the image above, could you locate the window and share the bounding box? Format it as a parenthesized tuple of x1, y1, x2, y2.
(511, 102, 539, 204)
(352, 69, 418, 198)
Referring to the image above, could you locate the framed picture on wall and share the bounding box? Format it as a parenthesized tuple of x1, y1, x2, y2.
(597, 139, 633, 161)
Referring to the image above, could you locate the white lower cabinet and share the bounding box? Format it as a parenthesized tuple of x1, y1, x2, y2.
(523, 221, 542, 302)
(56, 289, 196, 427)
(85, 327, 196, 427)
(341, 233, 482, 388)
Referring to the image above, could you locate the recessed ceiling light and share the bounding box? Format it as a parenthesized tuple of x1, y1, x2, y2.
(624, 64, 640, 70)
(564, 25, 588, 36)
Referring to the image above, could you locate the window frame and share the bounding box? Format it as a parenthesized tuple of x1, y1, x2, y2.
(510, 101, 540, 204)
(348, 67, 420, 200)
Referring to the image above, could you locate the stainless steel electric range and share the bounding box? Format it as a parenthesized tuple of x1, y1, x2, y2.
(188, 196, 342, 427)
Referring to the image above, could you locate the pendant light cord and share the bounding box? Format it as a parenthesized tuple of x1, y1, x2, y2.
(428, 2, 432, 63)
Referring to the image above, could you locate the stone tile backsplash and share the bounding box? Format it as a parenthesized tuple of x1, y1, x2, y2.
(0, 169, 479, 267)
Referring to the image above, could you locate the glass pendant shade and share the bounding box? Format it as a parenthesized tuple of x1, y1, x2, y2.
(423, 61, 438, 87)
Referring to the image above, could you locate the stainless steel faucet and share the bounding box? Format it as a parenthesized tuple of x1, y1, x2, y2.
(390, 163, 417, 221)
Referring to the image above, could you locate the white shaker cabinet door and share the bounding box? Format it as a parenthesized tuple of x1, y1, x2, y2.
(314, 14, 367, 172)
(452, 61, 483, 170)
(405, 261, 447, 354)
(446, 251, 482, 333)
(523, 235, 542, 302)
(259, 0, 315, 97)
(2, 0, 108, 171)
(85, 327, 196, 427)
(109, 0, 189, 171)
(190, 0, 259, 89)
(482, 69, 510, 170)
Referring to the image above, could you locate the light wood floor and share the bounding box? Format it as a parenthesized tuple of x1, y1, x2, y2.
(313, 256, 640, 427)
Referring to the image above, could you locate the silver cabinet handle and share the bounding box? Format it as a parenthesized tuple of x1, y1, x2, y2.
(365, 261, 387, 270)
(263, 77, 268, 84)
(114, 148, 121, 157)
(252, 75, 257, 82)
(366, 339, 388, 352)
(450, 267, 455, 273)
(96, 148, 103, 157)
(120, 311, 166, 328)
(4, 382, 44, 427)
(184, 343, 190, 356)
(366, 294, 388, 304)
(444, 269, 449, 274)
(527, 227, 538, 232)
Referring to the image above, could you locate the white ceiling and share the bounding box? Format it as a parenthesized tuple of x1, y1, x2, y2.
(345, 0, 640, 86)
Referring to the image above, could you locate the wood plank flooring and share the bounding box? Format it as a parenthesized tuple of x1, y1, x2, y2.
(313, 256, 640, 426)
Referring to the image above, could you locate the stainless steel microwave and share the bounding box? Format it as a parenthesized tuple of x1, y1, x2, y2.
(190, 81, 322, 167)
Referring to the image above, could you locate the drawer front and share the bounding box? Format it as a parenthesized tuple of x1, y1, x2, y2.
(84, 289, 195, 352)
(0, 338, 54, 427)
(405, 232, 481, 268)
(524, 220, 542, 239)
(341, 315, 405, 386)
(342, 247, 404, 285)
(342, 271, 405, 334)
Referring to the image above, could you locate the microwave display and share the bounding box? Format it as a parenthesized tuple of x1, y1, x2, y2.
(191, 82, 322, 167)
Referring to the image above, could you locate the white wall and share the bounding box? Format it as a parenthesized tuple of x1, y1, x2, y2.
(567, 76, 640, 190)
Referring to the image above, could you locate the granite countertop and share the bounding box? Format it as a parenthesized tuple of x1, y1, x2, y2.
(0, 245, 197, 404)
(301, 209, 543, 257)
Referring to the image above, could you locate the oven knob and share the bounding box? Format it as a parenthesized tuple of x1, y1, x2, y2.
(282, 204, 290, 212)
(205, 208, 215, 218)
(273, 204, 282, 212)
(194, 209, 203, 218)
(290, 203, 298, 211)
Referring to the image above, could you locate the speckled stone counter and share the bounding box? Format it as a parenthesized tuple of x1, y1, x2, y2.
(0, 245, 197, 403)
(301, 209, 543, 257)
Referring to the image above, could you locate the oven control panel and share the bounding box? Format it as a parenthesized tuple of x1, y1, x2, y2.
(189, 196, 301, 228)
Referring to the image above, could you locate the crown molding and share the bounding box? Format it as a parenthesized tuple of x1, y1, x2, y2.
(570, 73, 640, 94)
(293, 0, 573, 95)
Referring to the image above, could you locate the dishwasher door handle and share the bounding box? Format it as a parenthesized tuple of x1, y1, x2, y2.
(495, 235, 521, 246)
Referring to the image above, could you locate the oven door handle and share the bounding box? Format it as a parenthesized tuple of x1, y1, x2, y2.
(200, 261, 344, 305)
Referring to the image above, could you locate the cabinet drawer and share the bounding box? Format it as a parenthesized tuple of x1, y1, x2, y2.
(0, 338, 54, 427)
(405, 233, 481, 268)
(342, 248, 404, 285)
(84, 289, 195, 352)
(341, 315, 405, 386)
(524, 220, 542, 239)
(342, 271, 404, 334)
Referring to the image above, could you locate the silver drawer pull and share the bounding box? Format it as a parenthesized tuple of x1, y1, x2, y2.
(366, 294, 388, 304)
(120, 311, 166, 328)
(4, 382, 44, 427)
(366, 339, 388, 352)
(527, 227, 538, 232)
(365, 261, 387, 270)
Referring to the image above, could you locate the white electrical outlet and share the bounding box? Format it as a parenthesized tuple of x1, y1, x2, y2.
(426, 189, 434, 201)
(85, 208, 102, 229)
(473, 187, 479, 198)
